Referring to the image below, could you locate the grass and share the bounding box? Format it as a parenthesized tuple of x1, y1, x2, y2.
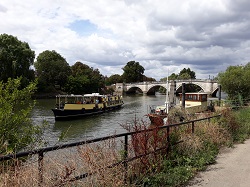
(1, 107, 250, 186)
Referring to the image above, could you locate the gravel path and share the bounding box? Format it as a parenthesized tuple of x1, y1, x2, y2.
(187, 139, 250, 187)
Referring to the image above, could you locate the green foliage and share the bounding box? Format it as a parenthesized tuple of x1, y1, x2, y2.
(220, 107, 250, 143)
(0, 77, 44, 154)
(161, 68, 196, 81)
(218, 63, 250, 100)
(64, 75, 90, 94)
(168, 73, 178, 80)
(0, 34, 35, 84)
(122, 61, 145, 83)
(142, 75, 156, 82)
(34, 50, 71, 92)
(64, 62, 104, 94)
(143, 165, 194, 187)
(179, 68, 196, 79)
(105, 74, 123, 86)
(141, 131, 219, 186)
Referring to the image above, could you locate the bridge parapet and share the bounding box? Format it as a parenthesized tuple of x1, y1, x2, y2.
(116, 79, 219, 96)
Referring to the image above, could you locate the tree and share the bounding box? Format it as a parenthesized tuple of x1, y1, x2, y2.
(105, 74, 123, 86)
(160, 68, 199, 93)
(142, 75, 156, 82)
(0, 77, 44, 154)
(179, 68, 196, 79)
(122, 61, 145, 83)
(160, 68, 196, 81)
(34, 50, 71, 92)
(64, 62, 104, 94)
(160, 73, 178, 82)
(218, 63, 250, 100)
(0, 34, 35, 85)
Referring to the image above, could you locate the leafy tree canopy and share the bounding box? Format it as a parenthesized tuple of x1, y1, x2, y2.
(64, 62, 104, 94)
(122, 61, 145, 83)
(142, 75, 156, 82)
(161, 68, 196, 81)
(0, 77, 44, 154)
(179, 68, 196, 79)
(34, 50, 71, 92)
(218, 63, 250, 100)
(105, 74, 123, 86)
(0, 34, 35, 85)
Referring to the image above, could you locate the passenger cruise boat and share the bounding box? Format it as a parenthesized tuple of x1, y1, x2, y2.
(52, 93, 124, 120)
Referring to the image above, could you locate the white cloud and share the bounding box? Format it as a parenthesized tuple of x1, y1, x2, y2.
(1, 0, 249, 80)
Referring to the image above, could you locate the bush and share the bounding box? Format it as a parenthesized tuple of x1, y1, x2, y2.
(0, 77, 44, 154)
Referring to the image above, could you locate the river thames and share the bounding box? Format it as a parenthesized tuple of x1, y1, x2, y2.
(31, 94, 168, 146)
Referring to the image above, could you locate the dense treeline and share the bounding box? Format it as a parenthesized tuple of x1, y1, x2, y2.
(0, 34, 156, 95)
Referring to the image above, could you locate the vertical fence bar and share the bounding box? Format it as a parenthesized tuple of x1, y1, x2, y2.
(124, 134, 128, 183)
(38, 151, 44, 186)
(166, 126, 170, 154)
(192, 121, 195, 133)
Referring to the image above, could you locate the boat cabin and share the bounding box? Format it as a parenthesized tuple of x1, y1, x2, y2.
(179, 92, 208, 113)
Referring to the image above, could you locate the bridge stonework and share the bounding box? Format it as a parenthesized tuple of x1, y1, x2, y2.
(115, 79, 219, 96)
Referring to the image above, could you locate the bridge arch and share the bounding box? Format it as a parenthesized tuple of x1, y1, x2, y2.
(126, 86, 143, 94)
(176, 82, 205, 93)
(147, 85, 167, 95)
(211, 87, 219, 97)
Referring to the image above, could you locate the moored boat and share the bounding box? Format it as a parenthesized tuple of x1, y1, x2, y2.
(148, 92, 210, 126)
(52, 93, 124, 120)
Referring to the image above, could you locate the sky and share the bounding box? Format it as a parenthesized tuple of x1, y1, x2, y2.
(1, 0, 250, 80)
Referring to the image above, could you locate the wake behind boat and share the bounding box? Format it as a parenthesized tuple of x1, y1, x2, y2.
(52, 93, 124, 120)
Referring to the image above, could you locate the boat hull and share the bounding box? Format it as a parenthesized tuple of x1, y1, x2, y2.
(52, 104, 123, 121)
(148, 113, 168, 126)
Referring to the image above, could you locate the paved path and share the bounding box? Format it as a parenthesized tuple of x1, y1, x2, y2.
(187, 139, 250, 187)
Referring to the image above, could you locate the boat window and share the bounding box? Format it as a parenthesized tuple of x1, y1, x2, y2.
(193, 95, 197, 101)
(201, 94, 207, 102)
(185, 94, 193, 101)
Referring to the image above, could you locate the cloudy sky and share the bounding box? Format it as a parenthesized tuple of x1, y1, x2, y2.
(1, 0, 250, 80)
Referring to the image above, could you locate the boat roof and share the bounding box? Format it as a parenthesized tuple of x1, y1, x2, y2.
(56, 94, 83, 98)
(179, 92, 208, 95)
(84, 93, 105, 97)
(55, 93, 120, 98)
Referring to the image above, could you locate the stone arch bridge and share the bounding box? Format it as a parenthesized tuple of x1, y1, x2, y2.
(115, 79, 219, 97)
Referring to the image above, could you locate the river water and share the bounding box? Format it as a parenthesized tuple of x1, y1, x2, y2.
(31, 94, 168, 146)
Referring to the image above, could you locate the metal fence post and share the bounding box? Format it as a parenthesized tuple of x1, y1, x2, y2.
(38, 151, 44, 186)
(124, 134, 128, 183)
(167, 126, 170, 154)
(192, 121, 195, 133)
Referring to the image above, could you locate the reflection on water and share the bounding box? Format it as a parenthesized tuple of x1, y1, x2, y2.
(31, 95, 168, 146)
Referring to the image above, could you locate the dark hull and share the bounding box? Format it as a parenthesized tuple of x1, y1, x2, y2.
(52, 104, 123, 121)
(148, 113, 168, 126)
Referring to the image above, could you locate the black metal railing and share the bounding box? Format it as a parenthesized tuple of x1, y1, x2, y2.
(0, 114, 221, 185)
